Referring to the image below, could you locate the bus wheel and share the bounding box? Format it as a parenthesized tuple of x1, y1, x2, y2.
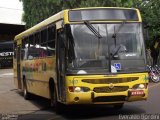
(50, 86, 64, 114)
(113, 103, 124, 109)
(23, 79, 31, 100)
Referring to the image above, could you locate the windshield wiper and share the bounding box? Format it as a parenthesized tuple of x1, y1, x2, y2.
(112, 20, 126, 38)
(110, 21, 127, 58)
(84, 21, 102, 39)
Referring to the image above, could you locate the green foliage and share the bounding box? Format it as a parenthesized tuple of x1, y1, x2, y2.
(133, 0, 160, 47)
(20, 0, 136, 28)
(20, 0, 61, 28)
(61, 0, 133, 8)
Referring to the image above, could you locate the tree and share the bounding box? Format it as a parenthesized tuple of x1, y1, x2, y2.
(20, 0, 61, 28)
(20, 0, 136, 28)
(134, 0, 160, 47)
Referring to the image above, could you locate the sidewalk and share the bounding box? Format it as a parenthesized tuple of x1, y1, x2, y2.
(0, 69, 13, 75)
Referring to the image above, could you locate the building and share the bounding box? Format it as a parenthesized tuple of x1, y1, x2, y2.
(0, 1, 25, 68)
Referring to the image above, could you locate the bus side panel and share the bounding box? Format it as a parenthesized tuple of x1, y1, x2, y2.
(22, 57, 56, 99)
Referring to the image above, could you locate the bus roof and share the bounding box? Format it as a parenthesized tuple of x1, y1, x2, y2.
(70, 7, 138, 11)
(14, 10, 65, 40)
(14, 7, 140, 41)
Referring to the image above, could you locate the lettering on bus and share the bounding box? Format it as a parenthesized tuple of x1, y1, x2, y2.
(22, 60, 54, 72)
(0, 52, 14, 56)
(69, 80, 78, 84)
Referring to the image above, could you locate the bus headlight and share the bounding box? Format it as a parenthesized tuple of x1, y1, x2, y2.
(132, 83, 147, 90)
(68, 86, 90, 92)
(139, 84, 145, 89)
(75, 87, 81, 92)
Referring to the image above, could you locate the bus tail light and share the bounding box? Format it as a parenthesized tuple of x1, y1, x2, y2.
(68, 86, 90, 92)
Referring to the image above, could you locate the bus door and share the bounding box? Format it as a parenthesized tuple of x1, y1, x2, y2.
(56, 30, 66, 102)
(17, 45, 22, 89)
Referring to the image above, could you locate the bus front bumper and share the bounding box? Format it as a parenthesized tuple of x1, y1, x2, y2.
(66, 89, 148, 105)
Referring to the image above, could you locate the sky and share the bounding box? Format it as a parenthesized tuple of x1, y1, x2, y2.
(0, 0, 24, 25)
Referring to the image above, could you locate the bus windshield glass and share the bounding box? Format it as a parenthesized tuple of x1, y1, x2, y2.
(67, 23, 146, 74)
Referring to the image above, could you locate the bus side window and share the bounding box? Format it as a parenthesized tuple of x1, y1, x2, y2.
(28, 35, 35, 59)
(41, 29, 47, 44)
(40, 29, 47, 58)
(21, 37, 28, 60)
(47, 25, 56, 56)
(34, 32, 41, 58)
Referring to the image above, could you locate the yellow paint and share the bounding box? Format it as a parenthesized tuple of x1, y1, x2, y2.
(21, 57, 56, 98)
(65, 73, 148, 104)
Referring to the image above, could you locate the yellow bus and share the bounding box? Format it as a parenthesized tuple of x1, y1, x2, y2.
(14, 7, 148, 113)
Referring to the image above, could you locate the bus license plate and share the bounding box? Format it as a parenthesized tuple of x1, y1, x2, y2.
(130, 90, 144, 96)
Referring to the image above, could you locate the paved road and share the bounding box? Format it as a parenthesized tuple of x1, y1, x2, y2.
(0, 69, 160, 120)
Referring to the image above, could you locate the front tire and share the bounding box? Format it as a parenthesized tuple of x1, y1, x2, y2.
(50, 85, 64, 114)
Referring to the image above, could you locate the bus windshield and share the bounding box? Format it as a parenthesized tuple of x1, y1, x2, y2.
(67, 23, 146, 74)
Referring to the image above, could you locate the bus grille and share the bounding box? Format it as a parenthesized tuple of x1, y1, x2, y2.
(93, 86, 129, 93)
(82, 77, 138, 84)
(92, 96, 126, 102)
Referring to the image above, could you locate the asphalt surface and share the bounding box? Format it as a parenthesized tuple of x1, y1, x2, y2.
(0, 69, 160, 120)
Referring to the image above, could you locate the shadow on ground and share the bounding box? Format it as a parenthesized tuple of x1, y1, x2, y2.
(16, 93, 146, 120)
